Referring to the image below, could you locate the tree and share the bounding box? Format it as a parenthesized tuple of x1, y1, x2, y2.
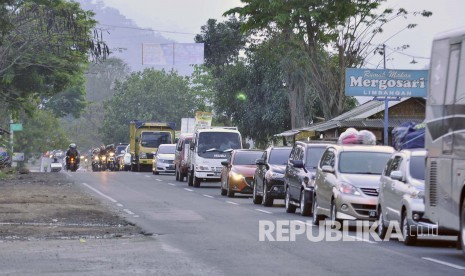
(101, 69, 197, 144)
(0, 0, 109, 113)
(14, 109, 69, 160)
(226, 0, 431, 120)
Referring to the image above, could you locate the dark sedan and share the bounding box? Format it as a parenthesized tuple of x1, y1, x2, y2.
(252, 146, 292, 207)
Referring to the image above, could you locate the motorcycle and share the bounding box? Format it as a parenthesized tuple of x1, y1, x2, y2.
(99, 154, 107, 171)
(107, 151, 116, 171)
(91, 154, 101, 172)
(67, 155, 79, 172)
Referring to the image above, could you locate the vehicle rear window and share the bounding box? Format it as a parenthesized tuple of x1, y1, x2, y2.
(409, 156, 426, 180)
(306, 147, 327, 169)
(158, 145, 176, 154)
(269, 148, 291, 165)
(339, 151, 391, 175)
(233, 151, 263, 165)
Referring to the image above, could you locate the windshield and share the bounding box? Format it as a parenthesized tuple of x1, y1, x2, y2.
(410, 156, 426, 181)
(233, 151, 263, 165)
(158, 145, 176, 154)
(116, 145, 126, 155)
(339, 151, 391, 175)
(197, 132, 241, 158)
(141, 132, 172, 148)
(268, 148, 291, 165)
(306, 147, 327, 169)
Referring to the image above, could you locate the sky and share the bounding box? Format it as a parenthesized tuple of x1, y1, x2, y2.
(99, 0, 465, 70)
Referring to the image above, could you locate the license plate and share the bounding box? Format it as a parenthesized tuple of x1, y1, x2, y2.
(214, 172, 220, 176)
(369, 211, 377, 218)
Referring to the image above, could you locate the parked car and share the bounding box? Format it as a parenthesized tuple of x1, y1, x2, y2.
(115, 143, 129, 171)
(253, 146, 292, 206)
(284, 142, 333, 216)
(120, 144, 131, 171)
(378, 149, 453, 245)
(312, 144, 394, 226)
(152, 144, 176, 175)
(220, 149, 264, 197)
(174, 133, 193, 182)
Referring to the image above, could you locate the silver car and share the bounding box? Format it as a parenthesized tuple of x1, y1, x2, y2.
(378, 149, 441, 245)
(312, 145, 394, 226)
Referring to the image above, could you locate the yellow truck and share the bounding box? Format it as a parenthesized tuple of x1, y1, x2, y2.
(129, 120, 175, 172)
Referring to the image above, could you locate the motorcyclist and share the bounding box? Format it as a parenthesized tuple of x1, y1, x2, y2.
(65, 143, 80, 170)
(99, 145, 107, 170)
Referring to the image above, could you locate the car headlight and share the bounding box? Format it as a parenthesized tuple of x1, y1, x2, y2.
(231, 172, 243, 181)
(195, 165, 210, 171)
(338, 182, 361, 196)
(94, 156, 99, 161)
(110, 152, 115, 157)
(140, 153, 147, 159)
(410, 190, 425, 199)
(101, 156, 106, 161)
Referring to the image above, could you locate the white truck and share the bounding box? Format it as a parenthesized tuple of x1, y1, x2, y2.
(186, 127, 242, 187)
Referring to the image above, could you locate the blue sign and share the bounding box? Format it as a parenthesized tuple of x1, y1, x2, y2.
(345, 68, 428, 97)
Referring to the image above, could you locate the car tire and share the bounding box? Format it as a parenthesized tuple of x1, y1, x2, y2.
(193, 175, 201, 188)
(285, 187, 296, 213)
(377, 206, 388, 239)
(226, 179, 235, 198)
(330, 199, 343, 230)
(221, 180, 227, 196)
(402, 210, 417, 246)
(312, 196, 324, 226)
(262, 181, 273, 207)
(187, 170, 193, 187)
(300, 190, 311, 217)
(252, 181, 262, 204)
(179, 172, 185, 182)
(461, 199, 465, 255)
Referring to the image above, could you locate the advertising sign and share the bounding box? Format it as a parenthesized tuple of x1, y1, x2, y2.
(10, 123, 23, 131)
(195, 111, 213, 129)
(345, 68, 428, 97)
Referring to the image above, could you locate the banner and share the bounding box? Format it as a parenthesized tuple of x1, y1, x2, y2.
(195, 111, 212, 129)
(345, 68, 428, 97)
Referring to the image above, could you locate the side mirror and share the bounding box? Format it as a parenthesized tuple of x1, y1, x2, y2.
(255, 158, 265, 165)
(321, 165, 335, 174)
(390, 170, 404, 181)
(221, 161, 229, 167)
(290, 160, 304, 169)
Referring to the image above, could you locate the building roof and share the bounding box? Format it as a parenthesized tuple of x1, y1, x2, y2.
(275, 97, 423, 136)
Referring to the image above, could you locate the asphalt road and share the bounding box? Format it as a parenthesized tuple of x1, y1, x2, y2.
(2, 170, 465, 275)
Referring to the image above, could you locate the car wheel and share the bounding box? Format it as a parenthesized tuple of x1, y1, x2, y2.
(461, 199, 465, 255)
(226, 179, 235, 198)
(221, 180, 227, 196)
(252, 181, 262, 204)
(300, 190, 311, 217)
(330, 199, 343, 230)
(377, 206, 388, 239)
(262, 182, 273, 207)
(187, 170, 193, 187)
(312, 197, 324, 226)
(402, 210, 417, 246)
(193, 175, 201, 188)
(285, 187, 296, 213)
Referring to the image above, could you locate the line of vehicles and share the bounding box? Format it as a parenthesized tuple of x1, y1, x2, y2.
(88, 27, 465, 255)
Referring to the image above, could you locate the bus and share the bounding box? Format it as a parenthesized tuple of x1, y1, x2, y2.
(424, 27, 465, 253)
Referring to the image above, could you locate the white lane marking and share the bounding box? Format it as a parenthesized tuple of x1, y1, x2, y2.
(422, 257, 465, 270)
(64, 172, 72, 177)
(255, 209, 272, 214)
(168, 183, 176, 186)
(133, 215, 139, 218)
(123, 209, 135, 215)
(294, 220, 315, 227)
(82, 183, 117, 203)
(116, 203, 124, 207)
(145, 175, 151, 178)
(184, 188, 194, 192)
(351, 236, 377, 244)
(226, 201, 239, 205)
(156, 179, 163, 182)
(203, 194, 214, 198)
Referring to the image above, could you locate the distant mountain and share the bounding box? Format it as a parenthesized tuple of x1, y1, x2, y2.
(77, 0, 194, 75)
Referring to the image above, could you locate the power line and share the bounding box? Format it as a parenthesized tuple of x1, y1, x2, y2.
(97, 23, 197, 36)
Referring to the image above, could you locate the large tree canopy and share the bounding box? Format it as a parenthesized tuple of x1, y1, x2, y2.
(101, 69, 197, 144)
(0, 0, 109, 112)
